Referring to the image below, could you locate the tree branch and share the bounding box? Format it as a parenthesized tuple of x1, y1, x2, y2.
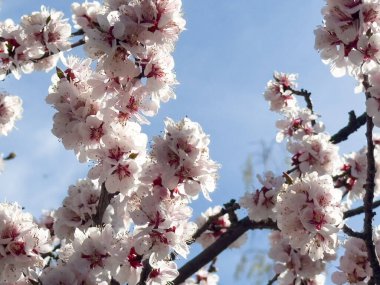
(172, 217, 277, 284)
(208, 257, 218, 273)
(289, 88, 314, 114)
(92, 183, 117, 227)
(71, 29, 84, 37)
(32, 39, 85, 62)
(3, 152, 16, 160)
(189, 200, 240, 244)
(110, 279, 120, 285)
(363, 76, 380, 283)
(137, 259, 151, 285)
(342, 225, 365, 239)
(330, 111, 366, 144)
(343, 200, 380, 219)
(267, 273, 280, 285)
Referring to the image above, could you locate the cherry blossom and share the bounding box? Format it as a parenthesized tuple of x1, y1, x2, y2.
(287, 133, 341, 176)
(66, 225, 118, 284)
(275, 108, 324, 142)
(263, 72, 298, 112)
(181, 268, 219, 285)
(152, 117, 220, 200)
(53, 179, 103, 240)
(0, 6, 72, 79)
(0, 203, 51, 283)
(331, 231, 380, 284)
(276, 172, 343, 261)
(2, 1, 380, 284)
(0, 93, 23, 136)
(240, 171, 283, 222)
(146, 260, 179, 285)
(269, 231, 328, 285)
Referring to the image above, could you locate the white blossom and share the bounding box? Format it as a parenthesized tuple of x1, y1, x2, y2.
(276, 172, 343, 260)
(0, 93, 23, 136)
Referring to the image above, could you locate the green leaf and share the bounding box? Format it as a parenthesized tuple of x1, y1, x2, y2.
(56, 67, 65, 79)
(129, 153, 139, 159)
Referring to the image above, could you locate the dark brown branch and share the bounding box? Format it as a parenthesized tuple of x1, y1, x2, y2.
(189, 200, 240, 244)
(208, 257, 218, 273)
(344, 200, 380, 219)
(92, 183, 117, 227)
(40, 243, 60, 259)
(3, 152, 16, 160)
(363, 76, 380, 283)
(330, 111, 366, 144)
(71, 29, 84, 37)
(168, 200, 240, 263)
(32, 39, 86, 62)
(172, 217, 277, 285)
(137, 260, 152, 285)
(267, 273, 280, 285)
(342, 225, 365, 239)
(289, 88, 314, 114)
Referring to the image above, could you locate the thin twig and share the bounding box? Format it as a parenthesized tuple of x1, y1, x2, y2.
(342, 225, 365, 239)
(289, 87, 314, 115)
(189, 200, 240, 244)
(267, 273, 280, 285)
(343, 200, 380, 219)
(208, 257, 218, 273)
(32, 39, 86, 62)
(168, 200, 240, 263)
(71, 29, 84, 37)
(172, 217, 277, 285)
(3, 152, 16, 160)
(330, 111, 366, 144)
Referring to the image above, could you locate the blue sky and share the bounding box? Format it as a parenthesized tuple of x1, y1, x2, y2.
(0, 1, 371, 284)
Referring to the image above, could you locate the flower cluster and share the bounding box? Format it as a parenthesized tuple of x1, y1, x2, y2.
(269, 231, 328, 285)
(53, 179, 102, 239)
(46, 0, 190, 203)
(41, 225, 116, 284)
(0, 203, 51, 283)
(181, 267, 219, 285)
(332, 232, 380, 284)
(315, 0, 380, 77)
(195, 206, 232, 248)
(334, 143, 380, 201)
(0, 6, 71, 79)
(275, 108, 323, 143)
(263, 72, 298, 112)
(33, 116, 217, 284)
(25, 0, 223, 283)
(69, 0, 184, 122)
(239, 171, 283, 222)
(288, 133, 341, 176)
(276, 172, 343, 261)
(151, 118, 220, 200)
(238, 71, 346, 283)
(127, 186, 197, 261)
(365, 70, 380, 127)
(3, 0, 380, 284)
(263, 73, 338, 176)
(0, 93, 23, 136)
(316, 0, 380, 127)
